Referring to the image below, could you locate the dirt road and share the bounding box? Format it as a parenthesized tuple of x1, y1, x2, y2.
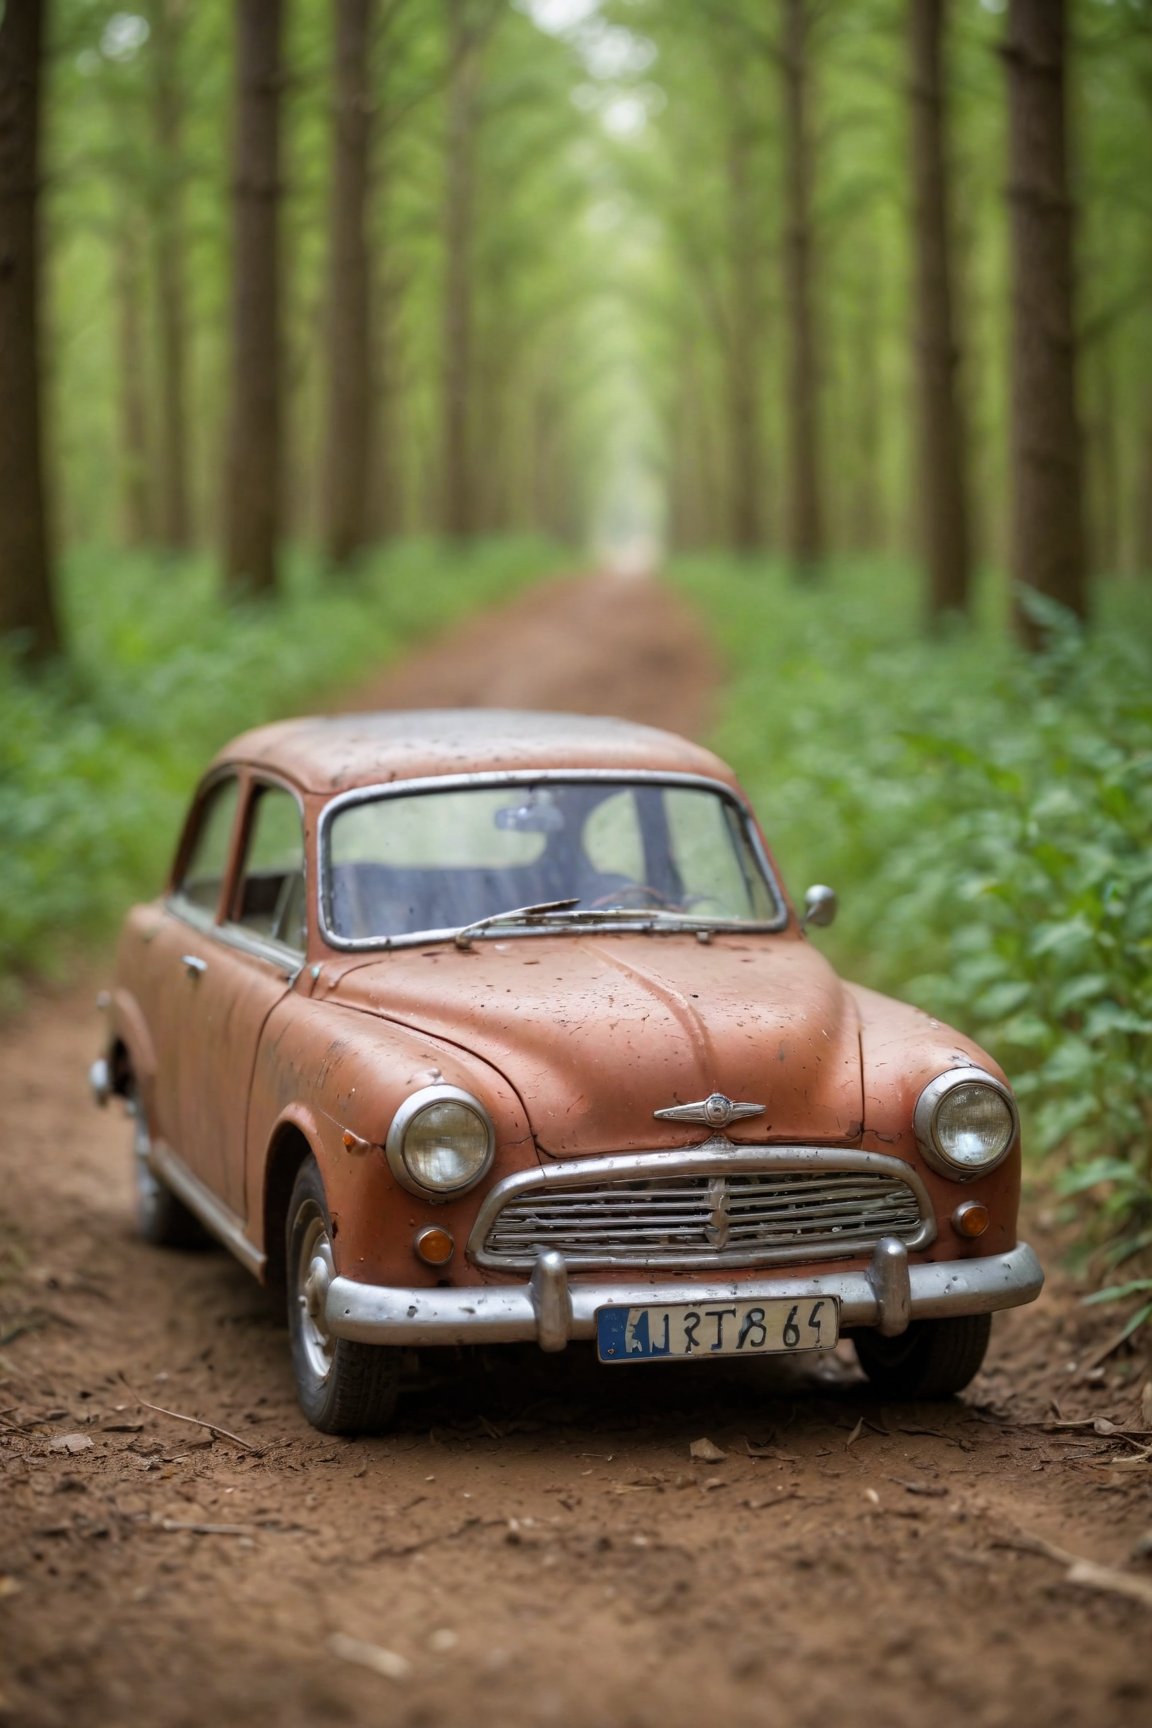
(1, 573, 1149, 1728)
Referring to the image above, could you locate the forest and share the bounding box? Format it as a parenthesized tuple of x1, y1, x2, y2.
(0, 0, 1150, 1325)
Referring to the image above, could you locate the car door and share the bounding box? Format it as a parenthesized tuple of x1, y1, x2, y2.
(146, 770, 245, 1164)
(171, 776, 307, 1219)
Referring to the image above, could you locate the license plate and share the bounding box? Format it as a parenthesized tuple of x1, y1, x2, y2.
(596, 1296, 839, 1363)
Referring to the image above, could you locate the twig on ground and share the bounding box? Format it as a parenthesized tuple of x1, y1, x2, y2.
(124, 1383, 261, 1454)
(993, 1529, 1152, 1611)
(155, 1519, 256, 1537)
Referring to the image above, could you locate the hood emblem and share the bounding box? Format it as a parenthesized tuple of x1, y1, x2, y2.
(653, 1092, 764, 1129)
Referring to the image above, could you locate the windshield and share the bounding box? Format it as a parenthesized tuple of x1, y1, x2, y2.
(322, 778, 782, 944)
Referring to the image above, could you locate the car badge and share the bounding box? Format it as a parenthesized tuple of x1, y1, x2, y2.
(653, 1092, 764, 1128)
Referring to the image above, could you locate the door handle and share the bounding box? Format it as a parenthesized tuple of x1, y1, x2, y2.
(180, 954, 208, 977)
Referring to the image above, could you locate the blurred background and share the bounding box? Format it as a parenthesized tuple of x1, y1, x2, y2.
(0, 0, 1149, 1322)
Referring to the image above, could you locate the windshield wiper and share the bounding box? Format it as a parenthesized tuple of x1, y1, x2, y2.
(453, 898, 580, 950)
(534, 906, 685, 925)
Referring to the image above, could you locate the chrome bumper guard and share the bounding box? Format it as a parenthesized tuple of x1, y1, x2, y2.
(326, 1237, 1043, 1353)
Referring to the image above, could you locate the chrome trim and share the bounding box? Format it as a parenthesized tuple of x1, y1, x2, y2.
(89, 1057, 112, 1108)
(466, 1140, 937, 1270)
(147, 1139, 265, 1277)
(385, 1084, 496, 1199)
(315, 769, 789, 952)
(867, 1236, 912, 1336)
(531, 1250, 572, 1352)
(913, 1067, 1019, 1180)
(653, 1093, 764, 1127)
(180, 953, 208, 977)
(324, 1239, 1045, 1349)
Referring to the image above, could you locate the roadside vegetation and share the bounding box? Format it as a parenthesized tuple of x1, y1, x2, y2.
(675, 556, 1152, 1333)
(0, 538, 559, 991)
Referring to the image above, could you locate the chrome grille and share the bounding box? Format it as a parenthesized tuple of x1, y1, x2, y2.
(476, 1163, 929, 1270)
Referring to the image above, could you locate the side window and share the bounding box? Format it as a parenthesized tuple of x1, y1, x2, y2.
(233, 785, 307, 952)
(175, 776, 241, 915)
(582, 789, 645, 881)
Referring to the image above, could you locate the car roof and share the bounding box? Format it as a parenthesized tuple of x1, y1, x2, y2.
(214, 710, 741, 796)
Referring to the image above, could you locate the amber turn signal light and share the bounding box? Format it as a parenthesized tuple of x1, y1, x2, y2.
(952, 1201, 990, 1239)
(414, 1225, 455, 1266)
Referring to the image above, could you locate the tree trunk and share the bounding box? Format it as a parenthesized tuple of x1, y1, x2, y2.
(1004, 0, 1086, 643)
(724, 108, 764, 552)
(223, 0, 284, 596)
(321, 0, 374, 570)
(781, 0, 823, 578)
(439, 0, 480, 541)
(1137, 405, 1152, 578)
(369, 266, 399, 539)
(115, 217, 153, 547)
(149, 0, 192, 551)
(0, 0, 60, 660)
(851, 258, 882, 553)
(1086, 336, 1119, 577)
(910, 0, 970, 624)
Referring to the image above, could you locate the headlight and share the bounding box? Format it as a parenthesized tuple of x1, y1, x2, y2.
(914, 1068, 1018, 1178)
(385, 1085, 495, 1197)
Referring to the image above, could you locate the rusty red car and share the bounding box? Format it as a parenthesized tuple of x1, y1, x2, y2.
(91, 710, 1042, 1432)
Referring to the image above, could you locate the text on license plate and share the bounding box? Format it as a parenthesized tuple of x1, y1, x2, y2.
(596, 1296, 839, 1363)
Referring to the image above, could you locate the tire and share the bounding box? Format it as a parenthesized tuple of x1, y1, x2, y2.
(128, 1088, 207, 1249)
(853, 1312, 992, 1399)
(286, 1158, 400, 1435)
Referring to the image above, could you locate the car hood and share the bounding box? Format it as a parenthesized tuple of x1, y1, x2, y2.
(317, 933, 863, 1157)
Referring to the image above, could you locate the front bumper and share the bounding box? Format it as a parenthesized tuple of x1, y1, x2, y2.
(326, 1237, 1043, 1353)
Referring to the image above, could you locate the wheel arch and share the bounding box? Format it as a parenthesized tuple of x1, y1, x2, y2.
(262, 1118, 318, 1296)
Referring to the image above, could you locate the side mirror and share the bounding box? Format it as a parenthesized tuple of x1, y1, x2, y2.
(801, 884, 838, 930)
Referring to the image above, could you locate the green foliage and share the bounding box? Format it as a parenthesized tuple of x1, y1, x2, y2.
(673, 555, 1152, 1311)
(0, 539, 559, 986)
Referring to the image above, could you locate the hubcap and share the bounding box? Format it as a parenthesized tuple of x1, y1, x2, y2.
(295, 1208, 336, 1383)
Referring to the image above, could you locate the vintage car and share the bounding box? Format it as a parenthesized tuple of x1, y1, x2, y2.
(91, 710, 1043, 1433)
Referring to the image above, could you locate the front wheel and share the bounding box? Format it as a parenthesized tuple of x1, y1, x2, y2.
(286, 1159, 400, 1434)
(853, 1312, 992, 1399)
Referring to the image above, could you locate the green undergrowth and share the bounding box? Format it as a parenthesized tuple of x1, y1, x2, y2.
(673, 554, 1152, 1331)
(0, 537, 564, 992)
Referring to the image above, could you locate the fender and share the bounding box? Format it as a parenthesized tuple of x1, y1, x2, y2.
(109, 986, 158, 1107)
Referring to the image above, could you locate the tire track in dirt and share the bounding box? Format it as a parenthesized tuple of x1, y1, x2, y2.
(1, 572, 1149, 1728)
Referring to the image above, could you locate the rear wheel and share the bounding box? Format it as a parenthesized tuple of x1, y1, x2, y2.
(853, 1312, 992, 1399)
(128, 1088, 206, 1249)
(286, 1159, 400, 1434)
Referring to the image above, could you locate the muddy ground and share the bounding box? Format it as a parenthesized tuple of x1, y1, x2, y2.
(1, 572, 1150, 1728)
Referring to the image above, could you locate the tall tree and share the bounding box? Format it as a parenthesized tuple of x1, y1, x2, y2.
(321, 0, 375, 569)
(909, 0, 970, 622)
(850, 252, 883, 554)
(440, 0, 497, 540)
(0, 0, 60, 659)
(1004, 0, 1086, 641)
(723, 98, 765, 551)
(780, 0, 823, 577)
(1138, 404, 1152, 577)
(148, 0, 193, 550)
(114, 210, 153, 546)
(223, 0, 284, 595)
